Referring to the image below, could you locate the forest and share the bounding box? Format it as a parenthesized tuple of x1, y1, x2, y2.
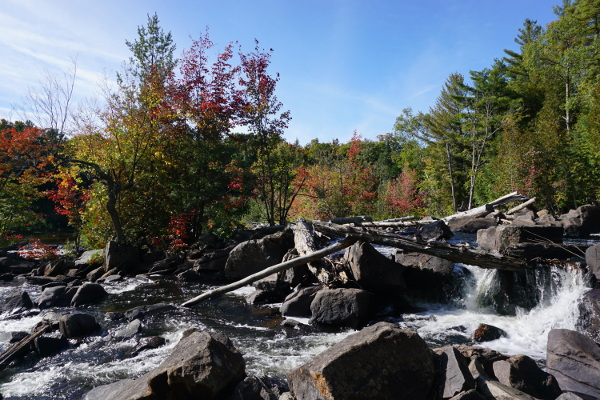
(1, 0, 599, 251)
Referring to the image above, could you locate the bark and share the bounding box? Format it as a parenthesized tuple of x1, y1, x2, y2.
(312, 221, 531, 272)
(182, 236, 358, 307)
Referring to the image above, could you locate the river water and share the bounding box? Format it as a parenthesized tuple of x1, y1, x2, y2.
(0, 255, 592, 399)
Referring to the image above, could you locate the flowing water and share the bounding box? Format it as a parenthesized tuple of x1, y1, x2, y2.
(0, 258, 591, 399)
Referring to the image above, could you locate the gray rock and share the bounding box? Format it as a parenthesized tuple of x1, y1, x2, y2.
(447, 216, 496, 233)
(35, 285, 75, 309)
(59, 313, 100, 338)
(585, 244, 600, 283)
(421, 219, 453, 241)
(43, 259, 75, 277)
(309, 288, 374, 329)
(561, 205, 600, 237)
(468, 359, 537, 400)
(124, 303, 177, 322)
(344, 241, 405, 295)
(577, 289, 600, 342)
(1, 291, 33, 315)
(449, 390, 486, 400)
(471, 323, 507, 342)
(280, 285, 322, 317)
(224, 229, 293, 280)
(84, 329, 246, 400)
(75, 249, 104, 268)
(131, 336, 166, 356)
(492, 354, 561, 399)
(104, 241, 143, 274)
(555, 393, 591, 400)
(547, 329, 600, 399)
(34, 335, 69, 357)
(230, 376, 282, 400)
(477, 225, 563, 254)
(437, 346, 476, 399)
(71, 282, 108, 307)
(113, 319, 142, 339)
(289, 322, 436, 400)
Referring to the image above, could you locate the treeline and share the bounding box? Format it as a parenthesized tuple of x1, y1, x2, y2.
(1, 1, 599, 250)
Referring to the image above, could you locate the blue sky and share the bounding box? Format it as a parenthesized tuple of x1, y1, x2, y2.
(1, 0, 559, 145)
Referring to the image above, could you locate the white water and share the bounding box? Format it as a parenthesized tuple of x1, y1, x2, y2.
(398, 264, 589, 360)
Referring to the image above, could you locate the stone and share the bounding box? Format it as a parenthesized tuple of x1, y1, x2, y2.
(125, 303, 177, 322)
(471, 323, 507, 343)
(437, 346, 476, 399)
(35, 285, 76, 309)
(577, 289, 600, 342)
(289, 322, 436, 400)
(1, 291, 33, 315)
(555, 393, 589, 400)
(420, 219, 453, 241)
(547, 329, 600, 399)
(149, 254, 185, 274)
(85, 266, 105, 282)
(477, 225, 564, 254)
(280, 285, 322, 317)
(451, 345, 508, 380)
(585, 244, 600, 283)
(468, 359, 537, 400)
(74, 249, 104, 268)
(447, 216, 496, 233)
(561, 205, 600, 238)
(397, 251, 456, 302)
(34, 335, 69, 357)
(104, 241, 143, 274)
(230, 376, 282, 400)
(43, 258, 75, 277)
(131, 336, 166, 356)
(477, 269, 543, 315)
(84, 330, 246, 400)
(344, 241, 405, 295)
(449, 390, 486, 400)
(309, 288, 374, 329)
(59, 313, 100, 338)
(492, 354, 561, 399)
(113, 319, 142, 339)
(70, 283, 108, 307)
(224, 229, 293, 280)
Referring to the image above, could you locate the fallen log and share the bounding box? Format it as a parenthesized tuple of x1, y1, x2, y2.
(0, 324, 51, 371)
(312, 221, 532, 272)
(442, 191, 528, 223)
(182, 236, 358, 307)
(506, 197, 537, 216)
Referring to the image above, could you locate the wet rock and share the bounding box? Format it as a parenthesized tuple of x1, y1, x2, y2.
(59, 313, 100, 338)
(113, 319, 142, 339)
(477, 269, 543, 315)
(10, 331, 29, 343)
(0, 272, 14, 281)
(436, 346, 476, 399)
(493, 354, 561, 399)
(177, 269, 202, 282)
(71, 282, 108, 307)
(420, 219, 454, 241)
(35, 285, 76, 309)
(125, 303, 177, 322)
(471, 323, 507, 343)
(344, 241, 405, 295)
(149, 254, 185, 274)
(576, 289, 600, 342)
(280, 285, 322, 317)
(561, 205, 600, 238)
(585, 244, 600, 283)
(289, 322, 436, 400)
(546, 329, 600, 399)
(131, 336, 166, 356)
(224, 229, 293, 280)
(34, 335, 69, 357)
(248, 277, 291, 305)
(230, 376, 285, 400)
(397, 251, 456, 302)
(84, 329, 245, 400)
(309, 288, 374, 329)
(1, 291, 33, 315)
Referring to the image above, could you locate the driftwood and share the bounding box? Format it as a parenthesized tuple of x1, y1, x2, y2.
(0, 324, 51, 371)
(312, 221, 531, 272)
(293, 220, 330, 283)
(442, 191, 528, 223)
(506, 197, 537, 216)
(181, 236, 358, 307)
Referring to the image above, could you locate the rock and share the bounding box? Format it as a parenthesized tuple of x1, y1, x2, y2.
(447, 216, 496, 233)
(555, 393, 590, 400)
(477, 225, 563, 254)
(561, 205, 600, 238)
(125, 303, 177, 322)
(420, 219, 453, 241)
(86, 266, 105, 282)
(131, 336, 166, 356)
(177, 269, 202, 282)
(34, 335, 69, 357)
(71, 283, 108, 307)
(468, 359, 537, 400)
(280, 285, 322, 317)
(84, 330, 246, 400)
(224, 229, 293, 280)
(59, 313, 100, 338)
(75, 249, 104, 268)
(104, 241, 143, 274)
(0, 272, 14, 281)
(448, 390, 486, 400)
(437, 346, 476, 399)
(585, 244, 600, 283)
(397, 251, 456, 302)
(247, 278, 291, 305)
(113, 319, 142, 339)
(1, 291, 33, 315)
(230, 376, 284, 400)
(288, 322, 436, 400)
(344, 241, 405, 295)
(546, 329, 600, 399)
(477, 269, 543, 315)
(471, 323, 507, 343)
(493, 354, 562, 399)
(10, 331, 29, 343)
(35, 285, 76, 309)
(309, 288, 374, 329)
(149, 254, 185, 274)
(43, 258, 75, 277)
(511, 210, 538, 227)
(577, 289, 600, 341)
(451, 345, 508, 380)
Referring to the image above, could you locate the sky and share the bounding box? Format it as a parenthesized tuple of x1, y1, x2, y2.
(1, 0, 559, 145)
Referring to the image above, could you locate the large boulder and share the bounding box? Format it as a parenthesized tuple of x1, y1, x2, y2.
(59, 313, 101, 338)
(85, 329, 246, 400)
(468, 359, 538, 400)
(104, 241, 143, 274)
(446, 216, 496, 233)
(43, 258, 75, 277)
(436, 346, 476, 399)
(420, 219, 453, 241)
(477, 269, 543, 315)
(74, 249, 104, 269)
(396, 251, 456, 302)
(561, 205, 600, 238)
(471, 323, 507, 343)
(477, 225, 564, 254)
(70, 283, 108, 307)
(493, 354, 562, 399)
(309, 288, 374, 329)
(585, 244, 600, 283)
(577, 289, 600, 341)
(289, 322, 436, 400)
(224, 229, 293, 280)
(280, 285, 323, 317)
(344, 241, 405, 295)
(1, 291, 33, 315)
(35, 285, 77, 309)
(546, 329, 600, 399)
